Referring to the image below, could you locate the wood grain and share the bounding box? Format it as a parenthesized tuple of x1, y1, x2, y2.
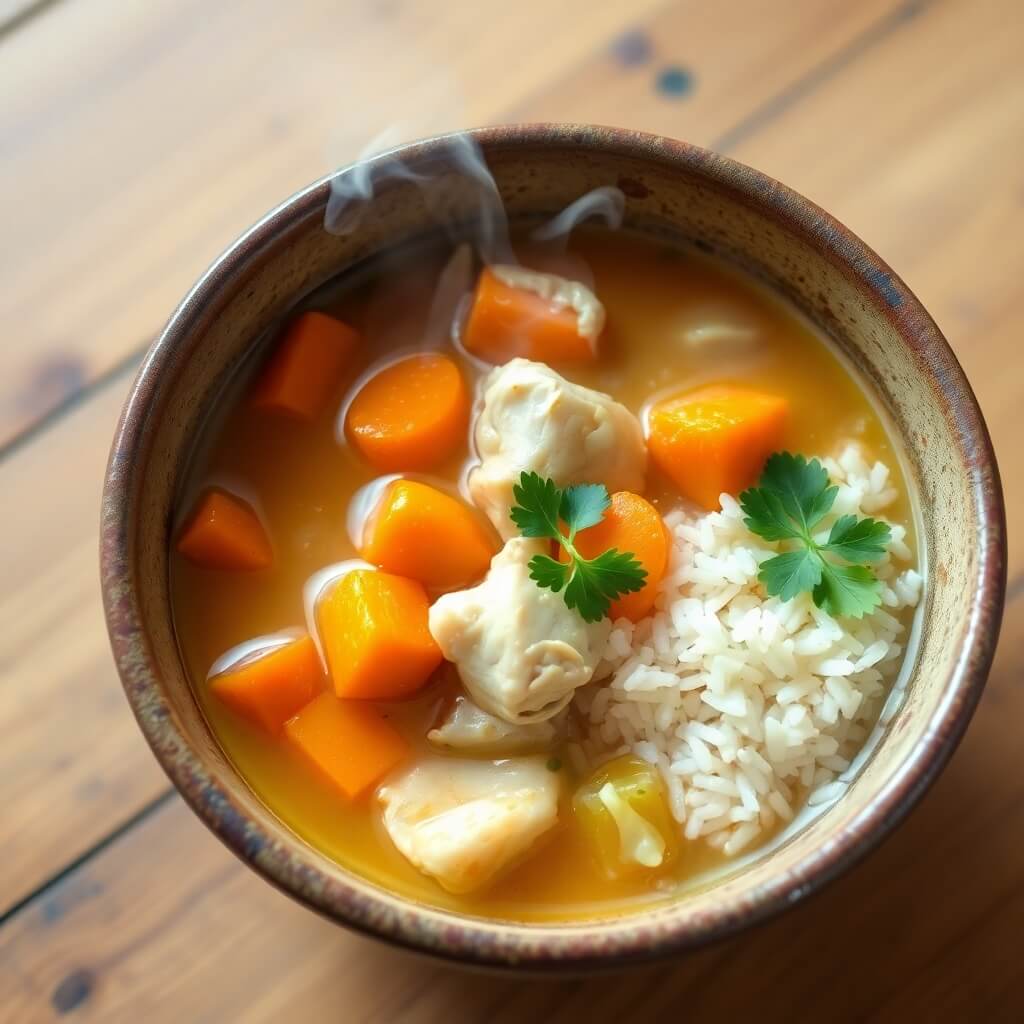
(2, 590, 1021, 1022)
(0, 0, 675, 449)
(2, 0, 1023, 1018)
(0, 370, 168, 915)
(512, 0, 908, 142)
(0, 0, 915, 916)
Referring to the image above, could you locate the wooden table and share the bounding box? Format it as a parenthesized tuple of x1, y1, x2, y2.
(2, 0, 1022, 1019)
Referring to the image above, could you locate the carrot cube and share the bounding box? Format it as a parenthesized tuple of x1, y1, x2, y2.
(462, 268, 595, 364)
(210, 633, 324, 734)
(360, 480, 496, 588)
(176, 489, 273, 571)
(647, 386, 789, 510)
(251, 311, 358, 419)
(284, 692, 408, 799)
(317, 570, 442, 700)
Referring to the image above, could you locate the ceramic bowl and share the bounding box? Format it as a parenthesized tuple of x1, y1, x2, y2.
(101, 124, 1005, 971)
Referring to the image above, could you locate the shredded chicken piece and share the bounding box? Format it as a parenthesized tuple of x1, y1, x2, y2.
(378, 757, 559, 893)
(469, 358, 646, 538)
(490, 265, 605, 341)
(428, 696, 559, 755)
(429, 538, 609, 724)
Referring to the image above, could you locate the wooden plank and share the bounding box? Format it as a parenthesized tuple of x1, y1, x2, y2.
(0, 369, 170, 915)
(0, 0, 668, 448)
(725, 0, 1024, 571)
(3, 591, 1021, 1022)
(0, 0, 917, 915)
(513, 0, 907, 143)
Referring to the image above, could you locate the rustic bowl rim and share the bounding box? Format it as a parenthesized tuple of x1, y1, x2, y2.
(101, 123, 1006, 971)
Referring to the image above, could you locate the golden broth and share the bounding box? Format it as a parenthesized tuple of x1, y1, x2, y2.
(170, 228, 913, 922)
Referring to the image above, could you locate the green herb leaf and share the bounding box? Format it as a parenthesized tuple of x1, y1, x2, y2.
(511, 472, 648, 622)
(758, 549, 823, 602)
(560, 483, 611, 536)
(821, 514, 892, 563)
(564, 548, 648, 623)
(813, 563, 883, 618)
(510, 471, 563, 539)
(528, 553, 570, 593)
(740, 452, 892, 618)
(742, 452, 837, 539)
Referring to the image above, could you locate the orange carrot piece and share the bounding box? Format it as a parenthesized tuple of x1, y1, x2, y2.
(210, 634, 324, 734)
(462, 268, 595, 364)
(317, 569, 442, 700)
(562, 492, 669, 621)
(647, 386, 789, 510)
(251, 312, 358, 419)
(284, 692, 408, 799)
(176, 489, 272, 570)
(360, 480, 497, 588)
(345, 353, 469, 471)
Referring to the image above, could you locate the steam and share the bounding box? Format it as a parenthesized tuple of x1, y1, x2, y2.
(325, 132, 513, 266)
(532, 186, 625, 244)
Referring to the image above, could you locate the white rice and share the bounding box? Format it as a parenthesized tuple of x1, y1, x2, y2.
(574, 443, 922, 856)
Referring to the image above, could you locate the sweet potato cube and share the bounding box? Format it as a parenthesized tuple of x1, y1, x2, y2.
(284, 693, 408, 799)
(647, 386, 789, 510)
(176, 489, 273, 571)
(360, 480, 496, 588)
(317, 569, 442, 700)
(209, 634, 324, 734)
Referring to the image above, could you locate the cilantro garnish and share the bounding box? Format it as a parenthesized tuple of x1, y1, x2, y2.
(509, 472, 647, 623)
(739, 453, 892, 618)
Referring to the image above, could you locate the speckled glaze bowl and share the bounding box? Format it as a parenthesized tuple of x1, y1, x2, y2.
(101, 125, 1005, 971)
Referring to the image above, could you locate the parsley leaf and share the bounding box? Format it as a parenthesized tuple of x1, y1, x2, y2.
(510, 473, 648, 623)
(814, 563, 883, 618)
(560, 483, 610, 536)
(740, 452, 892, 618)
(528, 553, 569, 592)
(759, 548, 823, 602)
(510, 472, 563, 539)
(822, 514, 891, 563)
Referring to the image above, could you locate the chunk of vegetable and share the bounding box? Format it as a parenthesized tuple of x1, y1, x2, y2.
(176, 489, 273, 571)
(346, 353, 469, 471)
(360, 480, 496, 588)
(462, 267, 598, 364)
(251, 312, 358, 419)
(317, 569, 442, 700)
(209, 633, 324, 734)
(572, 754, 679, 879)
(284, 692, 408, 799)
(560, 490, 668, 621)
(647, 386, 789, 510)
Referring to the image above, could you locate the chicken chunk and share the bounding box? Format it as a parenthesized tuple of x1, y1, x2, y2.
(378, 757, 559, 894)
(490, 265, 606, 342)
(428, 695, 560, 756)
(429, 538, 609, 724)
(469, 359, 646, 537)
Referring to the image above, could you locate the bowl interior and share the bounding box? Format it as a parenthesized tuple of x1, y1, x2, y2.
(103, 126, 1002, 967)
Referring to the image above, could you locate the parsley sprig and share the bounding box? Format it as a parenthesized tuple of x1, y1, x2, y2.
(509, 472, 647, 623)
(740, 453, 892, 618)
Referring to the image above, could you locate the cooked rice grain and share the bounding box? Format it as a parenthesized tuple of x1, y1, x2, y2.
(576, 444, 921, 854)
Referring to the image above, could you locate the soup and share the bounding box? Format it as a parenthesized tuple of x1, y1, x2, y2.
(171, 227, 920, 922)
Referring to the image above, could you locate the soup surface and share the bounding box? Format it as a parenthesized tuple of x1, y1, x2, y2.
(171, 227, 918, 921)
